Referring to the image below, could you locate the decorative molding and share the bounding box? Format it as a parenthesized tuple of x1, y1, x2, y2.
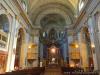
(13, 0, 33, 29)
(73, 10, 86, 29)
(31, 3, 75, 27)
(0, 3, 7, 11)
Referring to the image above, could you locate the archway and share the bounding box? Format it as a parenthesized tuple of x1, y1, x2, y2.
(39, 13, 69, 67)
(14, 28, 24, 68)
(83, 27, 94, 70)
(0, 14, 9, 72)
(45, 28, 61, 66)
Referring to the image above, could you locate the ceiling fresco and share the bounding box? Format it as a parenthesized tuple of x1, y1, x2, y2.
(23, 0, 80, 29)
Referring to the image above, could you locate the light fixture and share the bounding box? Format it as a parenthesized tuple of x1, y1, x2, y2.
(28, 46, 31, 49)
(75, 44, 79, 48)
(91, 44, 95, 48)
(51, 47, 56, 53)
(70, 63, 75, 67)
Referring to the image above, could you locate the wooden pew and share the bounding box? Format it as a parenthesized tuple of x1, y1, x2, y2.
(63, 72, 99, 75)
(61, 67, 98, 75)
(0, 67, 45, 75)
(61, 67, 84, 73)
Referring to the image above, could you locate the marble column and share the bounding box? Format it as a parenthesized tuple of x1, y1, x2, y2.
(6, 15, 16, 72)
(93, 13, 100, 72)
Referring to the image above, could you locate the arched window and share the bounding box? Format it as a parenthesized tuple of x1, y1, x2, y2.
(0, 14, 9, 48)
(21, 1, 27, 12)
(43, 32, 46, 37)
(94, 12, 100, 32)
(79, 0, 86, 11)
(0, 15, 9, 33)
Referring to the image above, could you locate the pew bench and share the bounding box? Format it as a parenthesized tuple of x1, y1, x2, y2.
(0, 67, 45, 75)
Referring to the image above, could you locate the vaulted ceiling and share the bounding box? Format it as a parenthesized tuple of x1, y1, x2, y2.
(25, 0, 79, 29)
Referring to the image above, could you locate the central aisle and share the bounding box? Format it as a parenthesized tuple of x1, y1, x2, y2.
(44, 66, 63, 75)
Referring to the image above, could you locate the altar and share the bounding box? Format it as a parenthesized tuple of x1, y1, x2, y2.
(47, 45, 60, 67)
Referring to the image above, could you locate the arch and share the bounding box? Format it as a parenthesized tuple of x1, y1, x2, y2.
(34, 8, 72, 28)
(82, 27, 94, 67)
(0, 14, 9, 72)
(0, 14, 9, 33)
(0, 14, 9, 47)
(30, 2, 75, 16)
(31, 3, 74, 27)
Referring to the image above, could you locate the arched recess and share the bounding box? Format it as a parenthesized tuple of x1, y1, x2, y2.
(0, 14, 9, 72)
(14, 28, 25, 68)
(82, 27, 94, 69)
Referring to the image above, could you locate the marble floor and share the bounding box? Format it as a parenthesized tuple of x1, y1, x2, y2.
(44, 67, 63, 75)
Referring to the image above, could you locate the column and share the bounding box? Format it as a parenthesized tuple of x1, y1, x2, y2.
(6, 15, 16, 72)
(39, 42, 43, 67)
(33, 34, 39, 67)
(93, 13, 100, 72)
(88, 16, 98, 70)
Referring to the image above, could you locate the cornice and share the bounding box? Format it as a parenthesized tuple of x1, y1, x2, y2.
(72, 0, 92, 34)
(73, 10, 86, 29)
(13, 0, 33, 29)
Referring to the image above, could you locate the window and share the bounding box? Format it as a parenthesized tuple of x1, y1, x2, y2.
(94, 12, 100, 32)
(0, 14, 9, 48)
(21, 1, 27, 12)
(98, 13, 100, 32)
(43, 32, 46, 37)
(79, 0, 85, 11)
